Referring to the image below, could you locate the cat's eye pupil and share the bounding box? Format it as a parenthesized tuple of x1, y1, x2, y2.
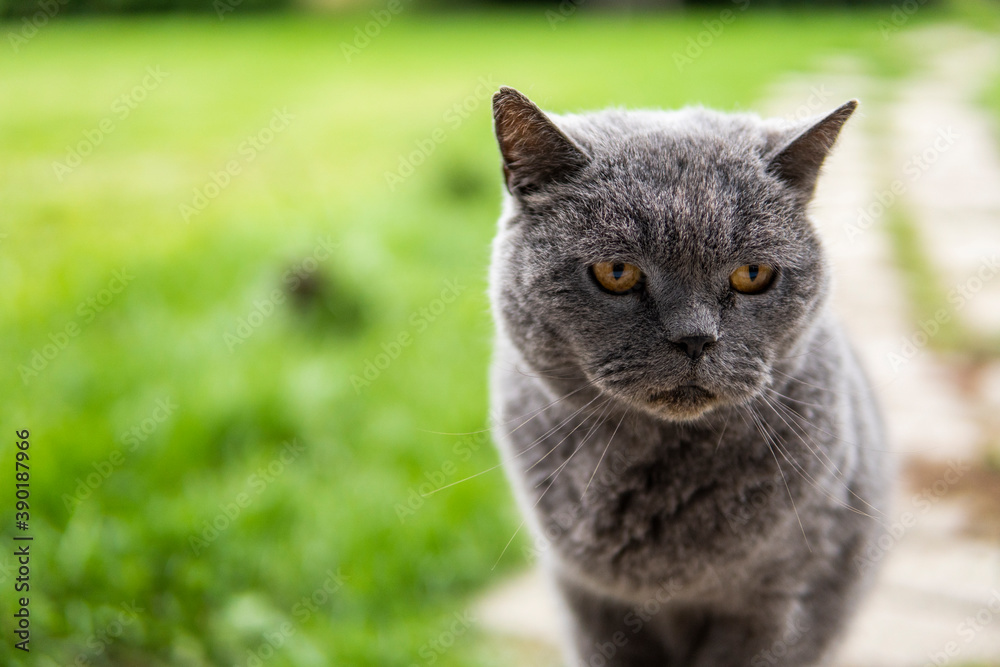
(592, 262, 641, 294)
(728, 263, 775, 295)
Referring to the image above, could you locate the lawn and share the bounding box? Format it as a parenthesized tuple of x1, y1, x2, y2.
(0, 8, 930, 666)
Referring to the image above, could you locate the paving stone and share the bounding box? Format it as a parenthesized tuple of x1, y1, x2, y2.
(891, 30, 1000, 336)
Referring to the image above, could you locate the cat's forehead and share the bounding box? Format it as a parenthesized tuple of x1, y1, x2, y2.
(559, 107, 772, 166)
(551, 113, 789, 261)
(561, 183, 786, 269)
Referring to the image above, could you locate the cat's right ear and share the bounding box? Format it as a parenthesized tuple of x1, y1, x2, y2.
(766, 99, 858, 204)
(492, 87, 590, 196)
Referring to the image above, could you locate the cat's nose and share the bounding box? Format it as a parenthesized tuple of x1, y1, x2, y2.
(673, 334, 716, 360)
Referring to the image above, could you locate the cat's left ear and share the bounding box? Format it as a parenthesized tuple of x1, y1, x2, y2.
(492, 87, 590, 196)
(767, 99, 858, 203)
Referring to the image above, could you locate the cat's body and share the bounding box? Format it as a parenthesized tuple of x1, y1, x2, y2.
(488, 88, 887, 666)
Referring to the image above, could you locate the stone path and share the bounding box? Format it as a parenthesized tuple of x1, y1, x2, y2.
(475, 25, 1000, 667)
(821, 26, 1000, 667)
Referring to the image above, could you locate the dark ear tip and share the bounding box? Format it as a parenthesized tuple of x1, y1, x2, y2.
(836, 99, 859, 117)
(493, 86, 524, 110)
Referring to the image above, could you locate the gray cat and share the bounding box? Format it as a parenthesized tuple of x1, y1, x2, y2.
(487, 87, 888, 667)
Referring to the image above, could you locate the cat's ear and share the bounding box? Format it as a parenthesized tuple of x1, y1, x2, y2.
(767, 99, 858, 203)
(492, 87, 590, 196)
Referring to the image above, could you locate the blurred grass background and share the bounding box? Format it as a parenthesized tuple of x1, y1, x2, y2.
(0, 3, 997, 666)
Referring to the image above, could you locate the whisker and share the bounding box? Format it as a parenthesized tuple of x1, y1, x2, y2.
(713, 407, 733, 455)
(759, 393, 888, 520)
(501, 356, 611, 382)
(492, 400, 610, 570)
(420, 463, 505, 497)
(533, 397, 614, 484)
(741, 405, 812, 553)
(582, 408, 628, 499)
(761, 392, 845, 476)
(762, 385, 827, 410)
(418, 371, 609, 437)
(421, 392, 606, 498)
(524, 394, 610, 474)
(749, 401, 887, 526)
(771, 366, 896, 398)
(491, 519, 524, 571)
(763, 387, 894, 454)
(770, 367, 848, 397)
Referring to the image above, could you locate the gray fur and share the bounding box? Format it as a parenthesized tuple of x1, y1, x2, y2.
(487, 87, 888, 667)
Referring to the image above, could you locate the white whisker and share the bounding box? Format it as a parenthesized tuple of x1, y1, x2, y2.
(582, 408, 628, 499)
(741, 405, 812, 553)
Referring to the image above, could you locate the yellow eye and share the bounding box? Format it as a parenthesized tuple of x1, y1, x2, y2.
(592, 262, 642, 294)
(729, 264, 776, 294)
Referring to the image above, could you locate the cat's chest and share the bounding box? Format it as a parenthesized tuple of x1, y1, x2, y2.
(535, 422, 787, 542)
(535, 435, 788, 596)
(570, 439, 753, 529)
(519, 407, 777, 517)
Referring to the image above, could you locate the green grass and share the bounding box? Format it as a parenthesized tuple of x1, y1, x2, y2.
(0, 9, 929, 666)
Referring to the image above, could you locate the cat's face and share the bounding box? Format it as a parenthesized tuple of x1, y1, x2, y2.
(490, 89, 855, 421)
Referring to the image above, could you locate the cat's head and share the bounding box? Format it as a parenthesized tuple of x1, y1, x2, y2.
(489, 87, 855, 422)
